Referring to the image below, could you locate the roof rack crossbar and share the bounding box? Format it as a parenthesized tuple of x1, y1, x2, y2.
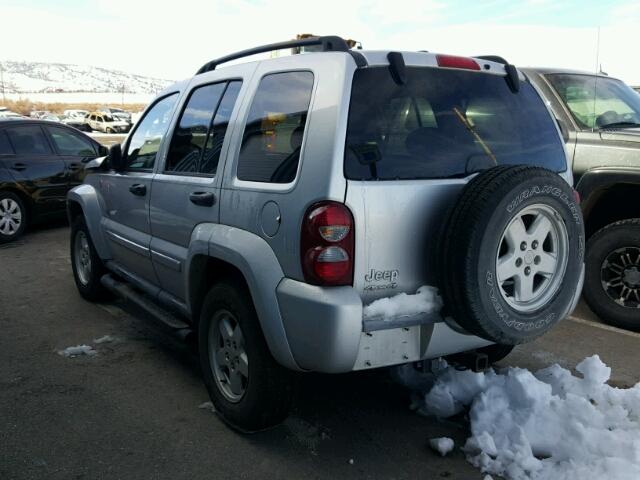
(196, 35, 350, 75)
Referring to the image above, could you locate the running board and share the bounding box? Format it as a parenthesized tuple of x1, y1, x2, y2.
(100, 274, 190, 330)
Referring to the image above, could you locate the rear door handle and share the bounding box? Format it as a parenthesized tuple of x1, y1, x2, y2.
(129, 183, 147, 196)
(11, 163, 26, 171)
(189, 191, 215, 207)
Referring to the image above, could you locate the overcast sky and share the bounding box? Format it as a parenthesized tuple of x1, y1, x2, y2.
(2, 0, 640, 85)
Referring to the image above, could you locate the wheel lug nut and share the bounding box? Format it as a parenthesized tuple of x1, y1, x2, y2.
(515, 258, 523, 267)
(532, 240, 539, 249)
(534, 256, 541, 265)
(525, 266, 531, 275)
(520, 242, 527, 251)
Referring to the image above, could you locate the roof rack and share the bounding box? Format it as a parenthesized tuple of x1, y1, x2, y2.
(196, 35, 351, 75)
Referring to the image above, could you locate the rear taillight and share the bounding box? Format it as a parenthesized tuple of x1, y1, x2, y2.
(573, 189, 581, 204)
(301, 201, 354, 286)
(436, 54, 481, 71)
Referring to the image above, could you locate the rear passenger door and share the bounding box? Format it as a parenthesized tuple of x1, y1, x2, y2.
(149, 80, 242, 300)
(3, 124, 68, 216)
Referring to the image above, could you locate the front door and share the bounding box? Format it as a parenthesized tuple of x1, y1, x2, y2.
(100, 93, 179, 285)
(3, 124, 68, 216)
(149, 81, 242, 300)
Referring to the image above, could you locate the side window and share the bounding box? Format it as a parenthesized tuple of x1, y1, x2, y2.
(125, 93, 179, 170)
(237, 71, 313, 184)
(0, 131, 14, 155)
(5, 126, 53, 155)
(201, 81, 242, 175)
(165, 83, 226, 174)
(47, 126, 96, 156)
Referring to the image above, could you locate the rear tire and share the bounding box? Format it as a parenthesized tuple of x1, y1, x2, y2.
(0, 191, 27, 243)
(70, 216, 109, 301)
(198, 281, 293, 432)
(583, 219, 640, 331)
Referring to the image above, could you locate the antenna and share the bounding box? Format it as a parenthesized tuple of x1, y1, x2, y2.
(591, 27, 601, 132)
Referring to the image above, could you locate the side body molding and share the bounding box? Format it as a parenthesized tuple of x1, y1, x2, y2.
(67, 184, 112, 259)
(185, 223, 301, 371)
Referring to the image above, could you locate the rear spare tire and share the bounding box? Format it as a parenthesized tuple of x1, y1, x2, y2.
(439, 166, 584, 345)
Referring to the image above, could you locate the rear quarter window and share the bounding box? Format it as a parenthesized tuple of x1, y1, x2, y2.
(345, 67, 566, 180)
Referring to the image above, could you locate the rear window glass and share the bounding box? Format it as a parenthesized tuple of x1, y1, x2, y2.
(5, 125, 53, 155)
(345, 67, 566, 180)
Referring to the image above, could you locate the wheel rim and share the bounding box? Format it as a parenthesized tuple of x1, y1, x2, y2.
(74, 231, 92, 285)
(0, 198, 22, 236)
(495, 203, 569, 313)
(209, 310, 248, 403)
(601, 246, 640, 309)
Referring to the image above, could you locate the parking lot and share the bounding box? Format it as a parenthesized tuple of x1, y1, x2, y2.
(1, 224, 638, 480)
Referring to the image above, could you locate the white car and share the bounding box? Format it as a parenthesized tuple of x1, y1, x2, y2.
(86, 112, 130, 133)
(64, 109, 89, 119)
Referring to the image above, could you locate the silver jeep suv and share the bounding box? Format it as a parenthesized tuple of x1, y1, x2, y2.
(67, 36, 585, 431)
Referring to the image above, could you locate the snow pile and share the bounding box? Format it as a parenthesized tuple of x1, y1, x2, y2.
(93, 335, 116, 344)
(57, 345, 97, 357)
(363, 285, 442, 319)
(418, 355, 640, 480)
(429, 437, 455, 457)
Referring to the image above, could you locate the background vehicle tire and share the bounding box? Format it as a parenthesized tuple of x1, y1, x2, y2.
(583, 219, 640, 331)
(70, 216, 109, 301)
(439, 166, 585, 345)
(0, 191, 27, 243)
(198, 281, 293, 432)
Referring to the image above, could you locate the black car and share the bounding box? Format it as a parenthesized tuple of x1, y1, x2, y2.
(0, 119, 106, 243)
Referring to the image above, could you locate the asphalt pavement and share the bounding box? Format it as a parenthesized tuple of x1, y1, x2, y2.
(1, 224, 638, 480)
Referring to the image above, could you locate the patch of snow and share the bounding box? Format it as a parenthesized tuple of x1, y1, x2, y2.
(429, 437, 455, 456)
(93, 335, 116, 344)
(58, 345, 97, 357)
(417, 355, 640, 480)
(363, 285, 442, 319)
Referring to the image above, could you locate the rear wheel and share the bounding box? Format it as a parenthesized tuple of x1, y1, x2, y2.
(0, 191, 27, 243)
(583, 219, 640, 331)
(198, 281, 293, 432)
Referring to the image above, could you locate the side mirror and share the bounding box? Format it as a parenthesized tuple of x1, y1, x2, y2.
(109, 144, 126, 172)
(98, 145, 109, 156)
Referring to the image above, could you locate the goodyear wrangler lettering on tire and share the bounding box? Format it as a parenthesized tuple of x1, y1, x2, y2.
(439, 166, 584, 345)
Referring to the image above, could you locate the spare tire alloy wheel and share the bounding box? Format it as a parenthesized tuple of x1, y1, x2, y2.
(496, 204, 569, 313)
(440, 166, 584, 345)
(210, 310, 249, 403)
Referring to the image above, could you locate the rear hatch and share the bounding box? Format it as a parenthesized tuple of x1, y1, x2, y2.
(344, 58, 569, 308)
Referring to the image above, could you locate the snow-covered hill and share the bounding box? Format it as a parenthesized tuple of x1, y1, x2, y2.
(0, 61, 172, 94)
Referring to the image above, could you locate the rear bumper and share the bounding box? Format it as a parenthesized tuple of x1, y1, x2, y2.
(276, 278, 491, 373)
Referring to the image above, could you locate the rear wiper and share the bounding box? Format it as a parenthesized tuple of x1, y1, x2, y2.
(598, 122, 640, 129)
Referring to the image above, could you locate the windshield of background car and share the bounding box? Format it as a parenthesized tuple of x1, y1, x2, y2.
(344, 66, 566, 180)
(546, 73, 640, 129)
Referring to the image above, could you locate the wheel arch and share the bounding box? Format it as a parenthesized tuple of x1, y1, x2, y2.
(577, 168, 640, 238)
(66, 184, 111, 259)
(0, 184, 33, 219)
(185, 224, 300, 371)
